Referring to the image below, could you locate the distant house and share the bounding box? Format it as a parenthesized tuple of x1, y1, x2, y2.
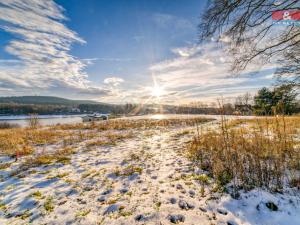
(71, 107, 81, 113)
(234, 104, 252, 116)
(81, 114, 109, 122)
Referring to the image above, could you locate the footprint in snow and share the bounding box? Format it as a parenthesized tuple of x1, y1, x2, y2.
(168, 214, 185, 224)
(178, 199, 195, 210)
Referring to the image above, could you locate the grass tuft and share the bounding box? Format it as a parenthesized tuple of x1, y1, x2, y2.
(44, 196, 54, 212)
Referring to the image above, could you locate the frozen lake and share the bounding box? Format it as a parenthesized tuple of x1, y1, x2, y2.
(0, 114, 255, 127)
(0, 115, 84, 127)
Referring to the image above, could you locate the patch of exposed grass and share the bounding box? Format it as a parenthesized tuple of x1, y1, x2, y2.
(25, 154, 70, 167)
(86, 132, 134, 148)
(119, 210, 133, 217)
(19, 210, 32, 220)
(81, 170, 97, 179)
(21, 147, 73, 170)
(128, 152, 140, 161)
(30, 190, 43, 199)
(76, 209, 91, 218)
(154, 201, 161, 210)
(0, 162, 12, 170)
(44, 196, 54, 212)
(64, 178, 76, 184)
(173, 129, 190, 137)
(107, 198, 119, 205)
(5, 184, 16, 191)
(106, 131, 134, 141)
(114, 165, 143, 176)
(47, 172, 69, 179)
(86, 139, 116, 147)
(194, 174, 209, 197)
(38, 170, 51, 175)
(0, 202, 7, 211)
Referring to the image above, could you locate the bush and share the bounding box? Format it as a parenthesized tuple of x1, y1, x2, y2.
(0, 122, 20, 129)
(28, 114, 40, 129)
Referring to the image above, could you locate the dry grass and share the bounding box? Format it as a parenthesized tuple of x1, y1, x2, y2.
(86, 131, 134, 148)
(0, 117, 213, 175)
(0, 128, 70, 156)
(56, 117, 213, 131)
(0, 122, 19, 129)
(228, 116, 300, 131)
(44, 196, 54, 212)
(0, 117, 211, 158)
(20, 147, 73, 170)
(114, 165, 143, 176)
(188, 115, 300, 195)
(86, 139, 116, 147)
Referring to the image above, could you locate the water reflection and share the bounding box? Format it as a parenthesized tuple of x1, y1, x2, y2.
(150, 114, 166, 120)
(0, 115, 83, 127)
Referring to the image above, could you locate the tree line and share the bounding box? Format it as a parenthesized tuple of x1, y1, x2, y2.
(0, 85, 298, 116)
(253, 84, 299, 115)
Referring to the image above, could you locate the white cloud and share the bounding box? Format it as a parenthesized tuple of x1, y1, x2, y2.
(104, 77, 124, 87)
(149, 43, 275, 103)
(97, 43, 275, 104)
(171, 46, 200, 57)
(0, 0, 109, 97)
(0, 1, 276, 104)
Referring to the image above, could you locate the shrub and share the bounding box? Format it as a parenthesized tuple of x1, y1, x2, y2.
(28, 114, 40, 129)
(0, 122, 19, 129)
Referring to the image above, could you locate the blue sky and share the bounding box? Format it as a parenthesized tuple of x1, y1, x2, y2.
(58, 0, 202, 85)
(0, 0, 275, 104)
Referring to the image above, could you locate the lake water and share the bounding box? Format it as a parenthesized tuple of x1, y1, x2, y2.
(0, 115, 84, 127)
(0, 114, 254, 127)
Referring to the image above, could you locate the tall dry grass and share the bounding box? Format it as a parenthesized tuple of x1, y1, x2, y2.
(188, 115, 300, 196)
(0, 128, 71, 157)
(55, 117, 213, 131)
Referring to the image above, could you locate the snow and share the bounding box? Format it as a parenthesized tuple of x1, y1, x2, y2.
(0, 117, 299, 224)
(218, 189, 300, 225)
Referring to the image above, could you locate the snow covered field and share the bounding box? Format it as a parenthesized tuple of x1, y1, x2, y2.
(0, 117, 299, 225)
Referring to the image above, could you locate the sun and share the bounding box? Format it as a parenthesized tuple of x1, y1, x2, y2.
(151, 84, 164, 98)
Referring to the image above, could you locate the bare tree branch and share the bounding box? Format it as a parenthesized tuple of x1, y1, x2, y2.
(199, 0, 300, 86)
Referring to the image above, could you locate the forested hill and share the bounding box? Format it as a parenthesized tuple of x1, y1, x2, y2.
(0, 96, 101, 105)
(0, 96, 117, 115)
(0, 96, 221, 115)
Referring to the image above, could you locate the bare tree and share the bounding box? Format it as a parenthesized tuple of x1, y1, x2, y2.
(243, 92, 252, 105)
(199, 0, 300, 86)
(28, 114, 40, 129)
(235, 92, 252, 105)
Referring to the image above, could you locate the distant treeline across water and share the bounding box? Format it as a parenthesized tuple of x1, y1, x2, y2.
(0, 102, 222, 116)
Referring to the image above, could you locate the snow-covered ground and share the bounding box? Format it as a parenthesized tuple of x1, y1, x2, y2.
(0, 118, 299, 224)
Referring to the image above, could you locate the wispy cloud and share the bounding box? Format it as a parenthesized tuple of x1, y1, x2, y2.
(149, 43, 275, 103)
(0, 0, 109, 97)
(94, 43, 275, 104)
(0, 1, 276, 104)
